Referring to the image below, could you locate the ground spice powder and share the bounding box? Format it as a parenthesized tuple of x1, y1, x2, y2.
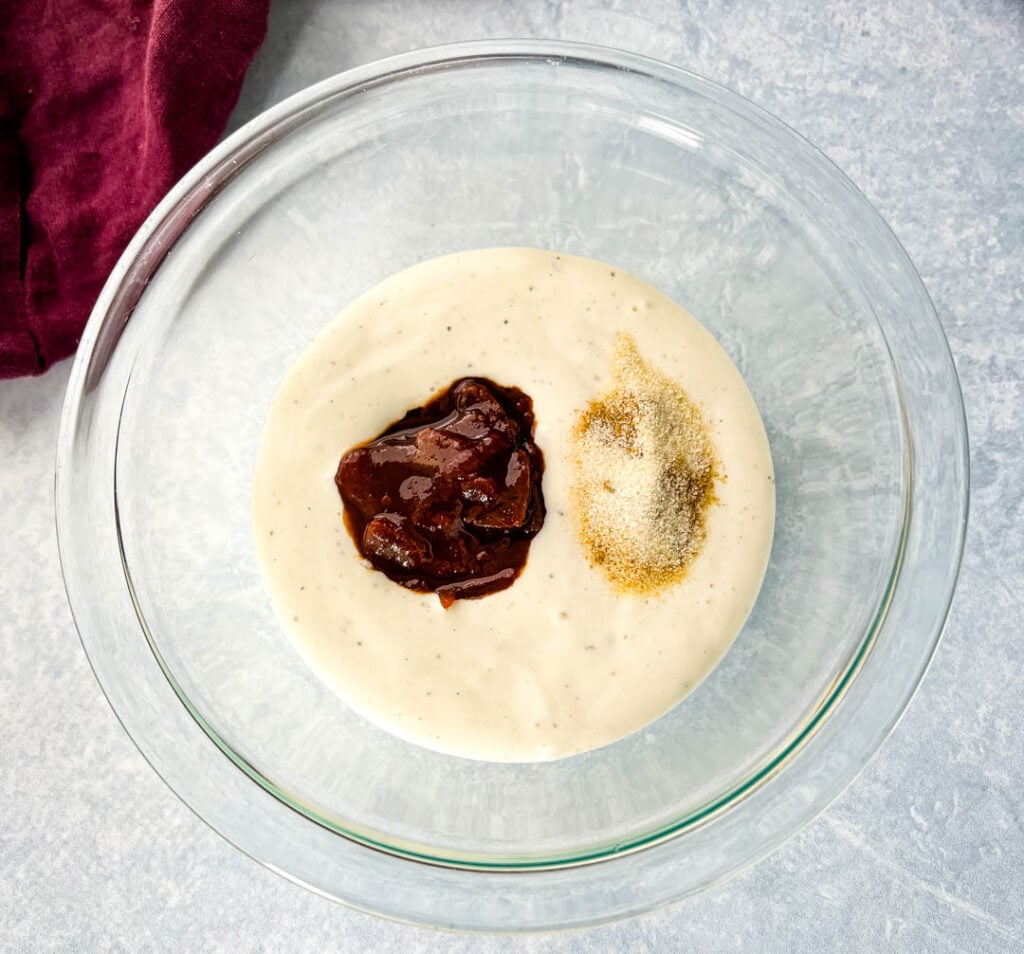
(570, 332, 720, 594)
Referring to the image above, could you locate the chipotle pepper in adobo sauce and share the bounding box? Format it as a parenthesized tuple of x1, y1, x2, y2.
(335, 378, 546, 608)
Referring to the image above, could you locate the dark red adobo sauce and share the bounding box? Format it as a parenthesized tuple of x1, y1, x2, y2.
(335, 378, 545, 608)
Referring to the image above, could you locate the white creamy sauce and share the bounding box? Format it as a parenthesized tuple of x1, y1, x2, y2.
(252, 248, 774, 762)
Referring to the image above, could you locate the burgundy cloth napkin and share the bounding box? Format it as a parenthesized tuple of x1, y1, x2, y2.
(0, 0, 269, 379)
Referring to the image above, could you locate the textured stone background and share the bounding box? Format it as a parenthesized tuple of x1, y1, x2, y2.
(2, 1, 1022, 950)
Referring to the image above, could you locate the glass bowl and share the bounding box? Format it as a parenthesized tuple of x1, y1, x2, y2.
(56, 40, 968, 931)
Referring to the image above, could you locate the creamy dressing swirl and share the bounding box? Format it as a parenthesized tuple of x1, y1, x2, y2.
(253, 248, 774, 761)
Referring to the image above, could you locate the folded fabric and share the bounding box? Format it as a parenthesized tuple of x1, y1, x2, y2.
(0, 0, 269, 379)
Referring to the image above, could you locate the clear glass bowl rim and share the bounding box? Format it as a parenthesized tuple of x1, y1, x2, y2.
(55, 39, 969, 931)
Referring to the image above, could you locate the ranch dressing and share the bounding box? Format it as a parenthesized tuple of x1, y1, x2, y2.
(252, 248, 774, 761)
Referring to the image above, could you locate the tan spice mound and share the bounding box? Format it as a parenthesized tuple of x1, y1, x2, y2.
(570, 333, 720, 595)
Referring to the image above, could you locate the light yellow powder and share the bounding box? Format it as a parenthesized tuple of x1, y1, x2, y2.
(570, 332, 720, 594)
